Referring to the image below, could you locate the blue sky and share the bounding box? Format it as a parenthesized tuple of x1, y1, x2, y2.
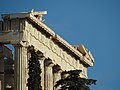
(0, 0, 120, 90)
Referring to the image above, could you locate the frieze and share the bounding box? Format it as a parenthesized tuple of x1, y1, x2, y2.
(38, 31, 41, 41)
(25, 22, 77, 65)
(0, 32, 20, 43)
(25, 21, 85, 70)
(20, 19, 25, 31)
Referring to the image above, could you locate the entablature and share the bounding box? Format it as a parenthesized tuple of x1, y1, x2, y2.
(0, 11, 94, 67)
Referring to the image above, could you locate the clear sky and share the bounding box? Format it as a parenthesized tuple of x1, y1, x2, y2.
(0, 0, 120, 90)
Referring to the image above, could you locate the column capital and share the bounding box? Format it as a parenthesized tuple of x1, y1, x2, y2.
(53, 65, 62, 73)
(20, 41, 29, 47)
(37, 51, 46, 60)
(13, 41, 29, 47)
(45, 59, 54, 67)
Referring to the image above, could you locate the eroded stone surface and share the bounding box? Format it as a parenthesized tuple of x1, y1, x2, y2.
(0, 11, 94, 90)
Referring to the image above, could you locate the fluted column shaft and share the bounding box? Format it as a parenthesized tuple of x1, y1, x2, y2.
(53, 67, 62, 90)
(14, 45, 28, 90)
(39, 55, 45, 90)
(44, 60, 54, 90)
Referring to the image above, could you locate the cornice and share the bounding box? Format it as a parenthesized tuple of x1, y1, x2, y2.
(1, 11, 94, 67)
(28, 13, 94, 67)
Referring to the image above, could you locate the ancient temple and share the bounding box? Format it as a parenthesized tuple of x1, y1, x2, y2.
(0, 11, 94, 90)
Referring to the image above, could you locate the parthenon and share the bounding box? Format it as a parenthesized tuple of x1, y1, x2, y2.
(0, 11, 94, 90)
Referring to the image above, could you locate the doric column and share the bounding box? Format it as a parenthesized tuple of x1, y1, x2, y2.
(14, 45, 28, 90)
(44, 60, 54, 90)
(53, 66, 62, 90)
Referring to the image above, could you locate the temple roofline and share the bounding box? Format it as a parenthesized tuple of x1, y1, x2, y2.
(0, 11, 94, 67)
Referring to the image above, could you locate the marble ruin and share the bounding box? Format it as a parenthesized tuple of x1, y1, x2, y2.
(0, 11, 94, 90)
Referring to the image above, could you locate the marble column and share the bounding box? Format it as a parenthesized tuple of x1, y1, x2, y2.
(14, 45, 28, 90)
(38, 53, 45, 90)
(44, 60, 54, 90)
(53, 66, 62, 90)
